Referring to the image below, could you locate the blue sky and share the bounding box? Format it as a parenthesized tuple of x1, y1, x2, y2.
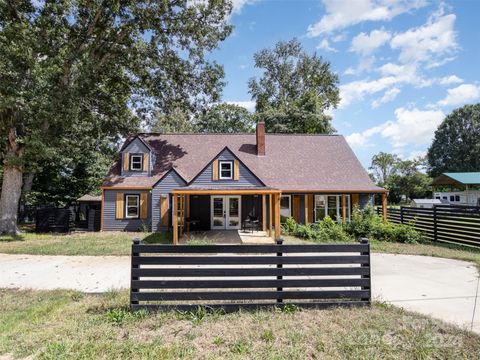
(208, 0, 480, 168)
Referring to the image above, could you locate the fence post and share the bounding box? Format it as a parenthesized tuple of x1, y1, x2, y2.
(359, 237, 371, 304)
(433, 206, 437, 243)
(400, 206, 404, 224)
(276, 238, 283, 305)
(130, 238, 141, 309)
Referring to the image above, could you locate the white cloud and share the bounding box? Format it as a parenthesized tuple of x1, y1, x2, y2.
(437, 84, 480, 107)
(346, 125, 384, 147)
(438, 75, 463, 85)
(339, 64, 418, 108)
(372, 87, 401, 108)
(346, 107, 444, 148)
(343, 57, 375, 76)
(226, 100, 256, 112)
(390, 13, 458, 63)
(307, 0, 427, 36)
(350, 29, 391, 56)
(317, 39, 337, 52)
(381, 107, 445, 147)
(231, 0, 257, 14)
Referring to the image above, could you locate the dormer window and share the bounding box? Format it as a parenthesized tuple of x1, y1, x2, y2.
(130, 154, 143, 171)
(219, 161, 233, 179)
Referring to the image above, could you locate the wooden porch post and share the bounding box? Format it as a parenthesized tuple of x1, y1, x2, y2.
(274, 193, 281, 240)
(172, 193, 178, 245)
(341, 194, 347, 223)
(382, 192, 388, 222)
(269, 194, 273, 237)
(304, 194, 309, 224)
(262, 194, 266, 232)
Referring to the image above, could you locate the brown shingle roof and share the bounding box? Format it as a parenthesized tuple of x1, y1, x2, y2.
(103, 133, 385, 193)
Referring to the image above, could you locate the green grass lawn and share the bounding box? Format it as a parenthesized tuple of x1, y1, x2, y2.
(0, 289, 479, 360)
(0, 231, 171, 256)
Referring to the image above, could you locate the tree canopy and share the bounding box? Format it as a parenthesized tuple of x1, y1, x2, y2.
(427, 103, 480, 177)
(0, 0, 232, 233)
(197, 103, 254, 133)
(248, 39, 340, 134)
(369, 152, 431, 203)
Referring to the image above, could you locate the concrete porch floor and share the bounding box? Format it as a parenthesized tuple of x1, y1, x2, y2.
(180, 230, 274, 244)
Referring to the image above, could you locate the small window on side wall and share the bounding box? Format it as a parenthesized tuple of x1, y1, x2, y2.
(219, 161, 233, 179)
(125, 195, 140, 218)
(130, 154, 143, 171)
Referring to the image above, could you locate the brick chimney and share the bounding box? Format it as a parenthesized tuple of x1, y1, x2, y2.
(256, 122, 265, 156)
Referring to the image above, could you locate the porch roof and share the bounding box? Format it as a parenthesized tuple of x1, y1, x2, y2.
(172, 186, 281, 195)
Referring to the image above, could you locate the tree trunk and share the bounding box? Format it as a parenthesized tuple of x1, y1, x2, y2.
(0, 166, 23, 234)
(0, 127, 24, 235)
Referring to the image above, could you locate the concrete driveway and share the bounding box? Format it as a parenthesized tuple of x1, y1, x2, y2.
(0, 252, 478, 333)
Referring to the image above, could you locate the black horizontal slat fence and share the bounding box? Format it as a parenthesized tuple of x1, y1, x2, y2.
(130, 239, 371, 311)
(378, 205, 480, 247)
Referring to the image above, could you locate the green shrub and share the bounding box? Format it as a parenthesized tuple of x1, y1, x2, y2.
(345, 206, 424, 244)
(281, 216, 352, 243)
(281, 217, 297, 235)
(282, 206, 424, 244)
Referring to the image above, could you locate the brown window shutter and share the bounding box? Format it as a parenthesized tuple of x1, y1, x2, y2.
(160, 195, 169, 226)
(116, 192, 124, 219)
(143, 153, 149, 172)
(140, 192, 148, 219)
(123, 153, 129, 171)
(308, 195, 314, 223)
(233, 159, 240, 180)
(212, 160, 219, 180)
(292, 195, 301, 222)
(352, 194, 360, 208)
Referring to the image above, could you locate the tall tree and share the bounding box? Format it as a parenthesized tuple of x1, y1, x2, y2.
(427, 103, 480, 177)
(369, 152, 400, 185)
(0, 0, 232, 234)
(197, 103, 254, 133)
(248, 39, 340, 134)
(387, 158, 431, 202)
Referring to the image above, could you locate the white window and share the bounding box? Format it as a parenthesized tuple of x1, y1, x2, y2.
(125, 195, 140, 218)
(130, 154, 143, 171)
(314, 195, 350, 222)
(219, 161, 233, 179)
(280, 195, 291, 218)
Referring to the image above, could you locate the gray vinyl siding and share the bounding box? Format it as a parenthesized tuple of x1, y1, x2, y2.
(190, 148, 263, 187)
(121, 138, 151, 176)
(151, 171, 186, 232)
(102, 190, 152, 231)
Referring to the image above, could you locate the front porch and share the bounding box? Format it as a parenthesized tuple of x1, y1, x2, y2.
(180, 230, 274, 244)
(172, 188, 282, 245)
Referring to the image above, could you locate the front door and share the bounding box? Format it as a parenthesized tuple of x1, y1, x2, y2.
(210, 196, 241, 230)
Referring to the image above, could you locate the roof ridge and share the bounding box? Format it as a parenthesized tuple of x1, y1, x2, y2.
(138, 132, 342, 137)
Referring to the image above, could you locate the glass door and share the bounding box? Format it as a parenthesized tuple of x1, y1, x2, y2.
(226, 196, 241, 229)
(211, 196, 225, 229)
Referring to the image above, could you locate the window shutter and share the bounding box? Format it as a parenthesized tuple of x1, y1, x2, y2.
(308, 195, 314, 223)
(143, 153, 149, 172)
(116, 192, 124, 219)
(233, 159, 240, 180)
(123, 153, 129, 171)
(352, 194, 360, 208)
(212, 160, 219, 180)
(160, 195, 169, 226)
(140, 192, 148, 219)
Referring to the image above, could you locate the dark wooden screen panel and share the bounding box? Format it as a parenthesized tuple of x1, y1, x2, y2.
(378, 205, 480, 247)
(130, 240, 371, 312)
